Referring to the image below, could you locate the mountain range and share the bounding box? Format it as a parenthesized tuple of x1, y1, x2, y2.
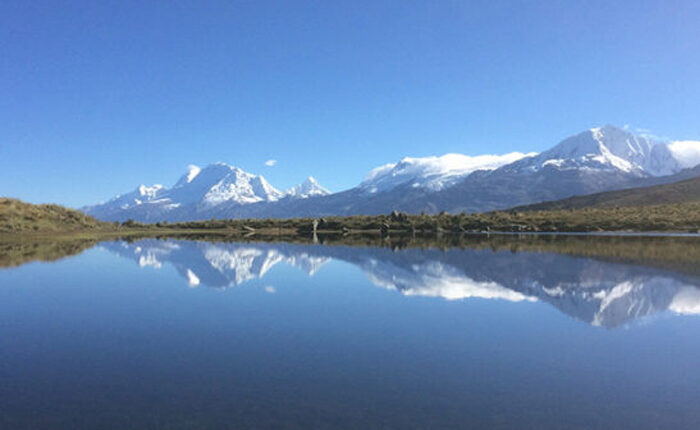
(83, 125, 700, 222)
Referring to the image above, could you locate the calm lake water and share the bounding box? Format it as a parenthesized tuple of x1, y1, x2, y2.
(1, 235, 699, 429)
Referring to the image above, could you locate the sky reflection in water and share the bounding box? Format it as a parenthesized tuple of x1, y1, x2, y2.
(0, 237, 698, 429)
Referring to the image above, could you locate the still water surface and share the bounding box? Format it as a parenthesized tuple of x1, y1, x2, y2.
(0, 236, 699, 429)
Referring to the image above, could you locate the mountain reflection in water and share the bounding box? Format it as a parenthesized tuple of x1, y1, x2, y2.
(100, 238, 700, 328)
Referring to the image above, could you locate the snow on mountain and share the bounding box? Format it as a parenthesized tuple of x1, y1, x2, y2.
(83, 183, 166, 215)
(165, 162, 283, 206)
(84, 162, 289, 220)
(137, 184, 165, 199)
(84, 162, 336, 221)
(504, 125, 691, 177)
(83, 125, 700, 222)
(668, 140, 700, 169)
(198, 164, 284, 206)
(360, 152, 535, 193)
(285, 177, 331, 199)
(173, 165, 202, 188)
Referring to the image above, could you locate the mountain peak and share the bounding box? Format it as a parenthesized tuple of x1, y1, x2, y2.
(199, 164, 283, 206)
(590, 124, 624, 133)
(286, 177, 330, 199)
(506, 125, 677, 176)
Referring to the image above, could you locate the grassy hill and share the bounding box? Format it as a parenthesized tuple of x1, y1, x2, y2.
(513, 176, 700, 211)
(0, 198, 108, 232)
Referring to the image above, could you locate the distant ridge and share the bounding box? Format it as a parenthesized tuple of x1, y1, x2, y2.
(513, 176, 700, 211)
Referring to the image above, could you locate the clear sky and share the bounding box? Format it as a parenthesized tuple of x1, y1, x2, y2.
(2, 0, 699, 207)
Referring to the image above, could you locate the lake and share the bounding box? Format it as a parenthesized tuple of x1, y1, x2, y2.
(0, 234, 699, 429)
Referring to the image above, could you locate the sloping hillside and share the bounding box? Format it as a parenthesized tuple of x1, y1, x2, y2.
(0, 198, 108, 232)
(514, 176, 700, 211)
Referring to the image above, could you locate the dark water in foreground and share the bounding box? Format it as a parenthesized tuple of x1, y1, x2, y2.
(0, 236, 699, 429)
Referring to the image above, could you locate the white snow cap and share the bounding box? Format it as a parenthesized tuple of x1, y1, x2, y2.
(516, 125, 696, 177)
(669, 287, 700, 315)
(186, 165, 201, 183)
(361, 152, 535, 193)
(137, 184, 164, 198)
(667, 140, 700, 169)
(286, 176, 331, 198)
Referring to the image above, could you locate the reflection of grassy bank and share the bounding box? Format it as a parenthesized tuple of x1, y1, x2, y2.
(2, 231, 699, 278)
(3, 196, 699, 273)
(461, 234, 700, 277)
(0, 230, 228, 267)
(0, 238, 99, 268)
(167, 232, 700, 277)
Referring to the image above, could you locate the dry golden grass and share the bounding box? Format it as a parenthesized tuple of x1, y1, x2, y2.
(0, 198, 108, 233)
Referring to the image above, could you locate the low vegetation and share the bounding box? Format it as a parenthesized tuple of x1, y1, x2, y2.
(1, 197, 698, 236)
(116, 203, 700, 234)
(0, 198, 109, 233)
(514, 176, 700, 211)
(1, 197, 698, 274)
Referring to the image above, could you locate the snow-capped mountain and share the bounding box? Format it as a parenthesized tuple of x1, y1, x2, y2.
(501, 125, 681, 176)
(285, 177, 331, 199)
(173, 162, 284, 207)
(416, 125, 700, 214)
(83, 125, 700, 221)
(83, 162, 330, 221)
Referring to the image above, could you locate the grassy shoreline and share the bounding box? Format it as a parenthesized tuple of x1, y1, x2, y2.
(3, 197, 699, 237)
(3, 193, 699, 275)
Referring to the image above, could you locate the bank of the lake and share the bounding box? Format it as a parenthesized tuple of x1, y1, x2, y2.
(2, 197, 699, 236)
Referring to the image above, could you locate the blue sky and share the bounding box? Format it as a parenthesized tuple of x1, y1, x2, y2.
(2, 0, 699, 207)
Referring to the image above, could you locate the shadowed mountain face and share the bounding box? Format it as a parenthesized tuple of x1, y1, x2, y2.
(101, 239, 700, 328)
